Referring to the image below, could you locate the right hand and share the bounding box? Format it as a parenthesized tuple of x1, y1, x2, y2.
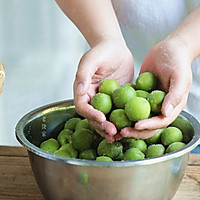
(0, 62, 5, 95)
(73, 37, 134, 142)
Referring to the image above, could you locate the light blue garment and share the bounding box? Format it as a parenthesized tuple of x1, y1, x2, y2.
(0, 0, 86, 145)
(112, 0, 200, 153)
(191, 146, 200, 153)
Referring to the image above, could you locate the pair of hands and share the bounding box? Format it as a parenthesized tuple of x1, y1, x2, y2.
(73, 37, 192, 142)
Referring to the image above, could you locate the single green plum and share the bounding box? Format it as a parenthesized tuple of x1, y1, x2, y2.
(136, 90, 149, 99)
(161, 126, 183, 146)
(109, 109, 132, 130)
(145, 144, 165, 158)
(54, 149, 71, 157)
(72, 128, 94, 151)
(125, 97, 151, 122)
(145, 129, 164, 145)
(131, 139, 147, 153)
(40, 138, 60, 153)
(96, 156, 113, 161)
(135, 72, 157, 92)
(75, 118, 91, 131)
(79, 149, 97, 160)
(58, 143, 78, 158)
(123, 148, 145, 161)
(91, 93, 112, 114)
(97, 139, 123, 160)
(64, 117, 81, 131)
(148, 90, 166, 113)
(112, 86, 136, 108)
(99, 79, 120, 96)
(57, 129, 73, 145)
(166, 142, 186, 153)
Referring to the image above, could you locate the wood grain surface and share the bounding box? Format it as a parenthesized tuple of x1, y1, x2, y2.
(0, 146, 199, 200)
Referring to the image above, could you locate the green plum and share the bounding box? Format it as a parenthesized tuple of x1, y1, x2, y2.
(64, 117, 81, 131)
(99, 79, 120, 95)
(161, 126, 183, 146)
(122, 83, 135, 89)
(109, 109, 132, 130)
(148, 90, 166, 113)
(72, 128, 94, 151)
(112, 86, 136, 108)
(97, 139, 123, 160)
(130, 139, 147, 153)
(91, 93, 112, 114)
(135, 72, 157, 92)
(40, 138, 60, 153)
(145, 144, 165, 158)
(145, 129, 164, 145)
(125, 97, 151, 122)
(123, 148, 145, 160)
(57, 129, 73, 145)
(75, 118, 91, 131)
(136, 90, 149, 99)
(120, 137, 136, 151)
(54, 149, 71, 157)
(79, 149, 97, 160)
(166, 142, 186, 153)
(96, 156, 113, 161)
(58, 143, 78, 158)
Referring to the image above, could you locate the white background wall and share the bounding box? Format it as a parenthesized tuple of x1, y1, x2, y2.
(0, 0, 87, 146)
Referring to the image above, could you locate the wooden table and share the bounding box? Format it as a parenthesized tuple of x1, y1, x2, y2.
(0, 146, 199, 200)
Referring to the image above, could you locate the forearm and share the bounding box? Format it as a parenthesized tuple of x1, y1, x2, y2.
(55, 0, 124, 47)
(166, 6, 200, 61)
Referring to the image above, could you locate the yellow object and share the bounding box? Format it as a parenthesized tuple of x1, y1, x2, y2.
(0, 61, 5, 94)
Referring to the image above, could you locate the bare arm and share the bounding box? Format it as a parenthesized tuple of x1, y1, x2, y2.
(55, 0, 134, 142)
(123, 5, 200, 134)
(167, 5, 200, 61)
(55, 0, 124, 47)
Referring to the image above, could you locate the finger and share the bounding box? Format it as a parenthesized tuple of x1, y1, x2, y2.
(89, 119, 117, 136)
(120, 127, 161, 139)
(105, 134, 115, 143)
(135, 94, 188, 130)
(162, 73, 191, 117)
(114, 133, 123, 141)
(94, 129, 115, 143)
(75, 95, 106, 122)
(74, 52, 101, 96)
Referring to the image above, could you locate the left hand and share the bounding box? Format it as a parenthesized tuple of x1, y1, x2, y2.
(120, 38, 193, 139)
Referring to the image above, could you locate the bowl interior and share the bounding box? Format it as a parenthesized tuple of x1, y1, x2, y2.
(24, 105, 79, 147)
(16, 100, 200, 166)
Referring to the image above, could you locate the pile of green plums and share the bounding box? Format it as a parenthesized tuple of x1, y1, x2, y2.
(40, 115, 187, 161)
(91, 72, 166, 130)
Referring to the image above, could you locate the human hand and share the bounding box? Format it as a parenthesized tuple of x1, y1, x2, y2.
(0, 62, 5, 95)
(73, 37, 134, 142)
(121, 39, 192, 139)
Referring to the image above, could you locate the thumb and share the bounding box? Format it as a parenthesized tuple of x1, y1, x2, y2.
(162, 76, 191, 117)
(74, 52, 99, 96)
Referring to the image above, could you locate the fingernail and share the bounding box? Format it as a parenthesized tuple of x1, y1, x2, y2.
(165, 104, 173, 116)
(77, 83, 84, 94)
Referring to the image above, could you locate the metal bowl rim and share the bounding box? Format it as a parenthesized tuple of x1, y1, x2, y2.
(15, 99, 200, 167)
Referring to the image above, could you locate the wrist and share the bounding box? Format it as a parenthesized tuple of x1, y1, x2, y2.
(90, 34, 126, 48)
(163, 35, 195, 62)
(165, 28, 200, 62)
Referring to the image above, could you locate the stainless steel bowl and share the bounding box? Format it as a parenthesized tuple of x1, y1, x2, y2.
(16, 100, 200, 200)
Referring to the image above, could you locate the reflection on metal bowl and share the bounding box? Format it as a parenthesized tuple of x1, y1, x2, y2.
(16, 100, 200, 200)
